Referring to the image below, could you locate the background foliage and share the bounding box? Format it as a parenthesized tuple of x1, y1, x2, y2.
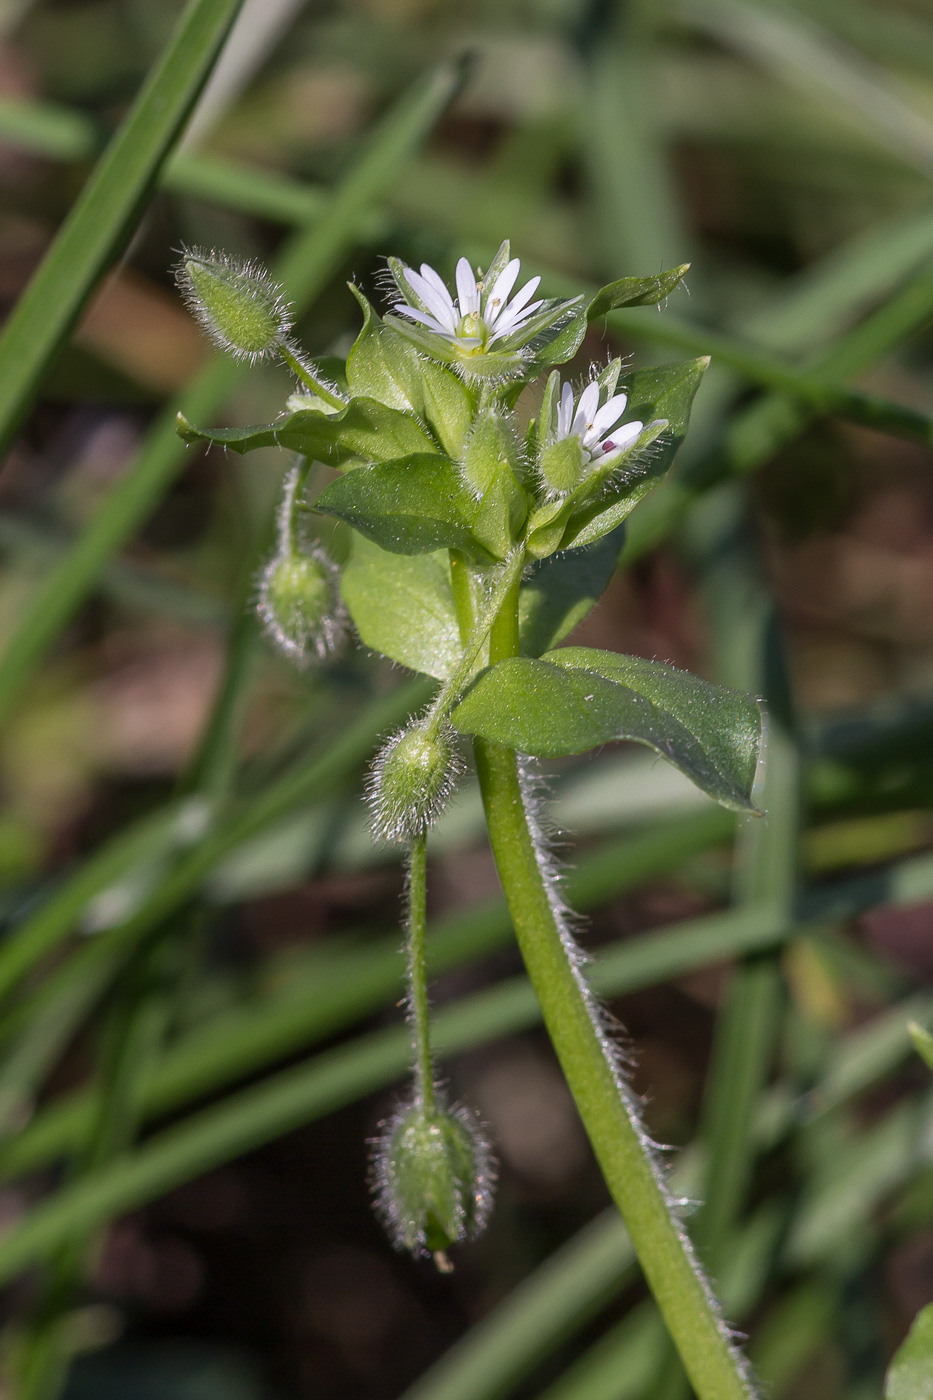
(0, 0, 930, 1397)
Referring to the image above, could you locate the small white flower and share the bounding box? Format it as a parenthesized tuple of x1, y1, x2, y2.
(394, 256, 544, 351)
(554, 380, 645, 462)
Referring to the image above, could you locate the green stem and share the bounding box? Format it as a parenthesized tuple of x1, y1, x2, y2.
(426, 549, 524, 736)
(469, 591, 756, 1400)
(279, 344, 346, 410)
(407, 836, 434, 1110)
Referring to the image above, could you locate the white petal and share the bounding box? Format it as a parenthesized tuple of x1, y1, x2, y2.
(502, 275, 541, 322)
(599, 421, 643, 456)
(406, 269, 458, 330)
(591, 393, 629, 440)
(557, 382, 575, 437)
(420, 262, 454, 304)
(572, 382, 600, 437)
(456, 257, 480, 315)
(488, 298, 544, 342)
(484, 258, 521, 323)
(394, 304, 450, 335)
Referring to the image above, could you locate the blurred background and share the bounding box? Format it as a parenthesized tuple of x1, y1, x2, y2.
(0, 0, 932, 1398)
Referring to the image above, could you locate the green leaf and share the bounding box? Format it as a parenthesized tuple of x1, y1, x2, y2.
(178, 395, 435, 467)
(518, 531, 624, 656)
(345, 288, 473, 457)
(909, 1021, 933, 1073)
(451, 647, 763, 812)
(589, 265, 691, 319)
(340, 534, 461, 681)
(526, 357, 709, 557)
(315, 455, 495, 559)
(885, 1303, 933, 1400)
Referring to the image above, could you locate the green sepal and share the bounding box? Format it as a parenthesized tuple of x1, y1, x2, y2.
(451, 645, 763, 813)
(176, 394, 435, 469)
(525, 357, 708, 557)
(346, 287, 473, 456)
(539, 436, 586, 495)
(459, 411, 528, 557)
(340, 535, 462, 681)
(315, 454, 497, 561)
(885, 1302, 933, 1400)
(588, 264, 690, 319)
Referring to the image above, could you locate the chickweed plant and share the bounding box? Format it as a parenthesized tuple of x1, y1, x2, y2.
(177, 242, 765, 1400)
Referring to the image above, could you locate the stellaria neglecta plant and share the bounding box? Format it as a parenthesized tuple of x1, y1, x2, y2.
(177, 241, 765, 1400)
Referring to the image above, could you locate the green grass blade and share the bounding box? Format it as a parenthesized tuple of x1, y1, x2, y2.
(0, 0, 247, 455)
(0, 902, 789, 1284)
(0, 60, 464, 730)
(400, 1211, 634, 1400)
(0, 814, 739, 1179)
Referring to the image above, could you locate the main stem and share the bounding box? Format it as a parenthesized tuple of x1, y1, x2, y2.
(468, 571, 756, 1400)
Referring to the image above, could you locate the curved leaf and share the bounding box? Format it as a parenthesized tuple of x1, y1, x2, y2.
(451, 646, 763, 812)
(316, 454, 495, 560)
(518, 530, 624, 656)
(588, 264, 691, 319)
(177, 394, 435, 467)
(341, 535, 461, 681)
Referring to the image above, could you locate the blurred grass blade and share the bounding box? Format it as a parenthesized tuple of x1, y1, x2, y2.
(686, 0, 933, 180)
(0, 904, 789, 1282)
(0, 680, 428, 1015)
(400, 1211, 634, 1400)
(0, 818, 743, 1179)
(0, 0, 247, 456)
(0, 59, 465, 730)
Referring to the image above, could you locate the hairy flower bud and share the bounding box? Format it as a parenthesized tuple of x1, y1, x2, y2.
(258, 547, 343, 665)
(367, 721, 463, 843)
(371, 1098, 495, 1268)
(176, 248, 293, 363)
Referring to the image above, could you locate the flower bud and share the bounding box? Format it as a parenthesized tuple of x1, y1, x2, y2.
(176, 248, 292, 363)
(258, 547, 342, 665)
(367, 721, 463, 843)
(372, 1098, 495, 1268)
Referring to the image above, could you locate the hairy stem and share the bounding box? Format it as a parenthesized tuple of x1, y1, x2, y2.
(279, 344, 346, 409)
(467, 585, 757, 1400)
(406, 835, 434, 1110)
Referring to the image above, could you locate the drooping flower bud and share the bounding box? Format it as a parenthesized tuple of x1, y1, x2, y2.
(371, 1098, 495, 1269)
(367, 721, 463, 843)
(176, 248, 293, 363)
(258, 547, 343, 665)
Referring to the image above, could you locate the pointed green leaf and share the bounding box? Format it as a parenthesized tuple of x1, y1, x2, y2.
(518, 531, 624, 656)
(177, 394, 435, 467)
(341, 534, 461, 681)
(315, 454, 495, 560)
(346, 288, 473, 457)
(588, 265, 690, 319)
(451, 646, 763, 812)
(885, 1303, 933, 1400)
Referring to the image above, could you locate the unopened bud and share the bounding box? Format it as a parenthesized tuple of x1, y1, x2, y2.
(176, 248, 292, 363)
(367, 722, 463, 843)
(372, 1098, 495, 1267)
(258, 547, 342, 665)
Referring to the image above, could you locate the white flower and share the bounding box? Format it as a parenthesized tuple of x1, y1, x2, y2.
(394, 256, 544, 351)
(555, 380, 645, 462)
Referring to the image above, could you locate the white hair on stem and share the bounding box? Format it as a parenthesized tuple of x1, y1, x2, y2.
(515, 755, 758, 1392)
